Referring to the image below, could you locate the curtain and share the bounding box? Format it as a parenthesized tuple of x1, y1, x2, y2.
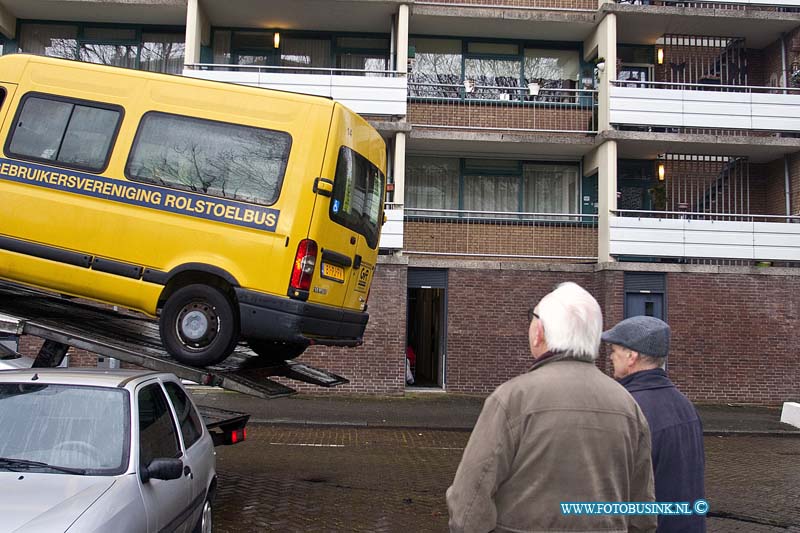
(18, 24, 78, 59)
(408, 38, 462, 96)
(281, 37, 332, 69)
(212, 30, 232, 64)
(524, 48, 580, 86)
(523, 164, 579, 213)
(463, 174, 519, 213)
(141, 33, 185, 74)
(406, 157, 459, 212)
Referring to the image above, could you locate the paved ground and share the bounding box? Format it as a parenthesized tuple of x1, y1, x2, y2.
(191, 389, 800, 434)
(195, 390, 800, 531)
(210, 425, 800, 532)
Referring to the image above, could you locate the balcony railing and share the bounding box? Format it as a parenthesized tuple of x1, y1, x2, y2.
(610, 210, 800, 262)
(183, 63, 407, 116)
(415, 0, 597, 10)
(610, 81, 800, 133)
(404, 208, 598, 260)
(612, 0, 800, 11)
(408, 82, 598, 133)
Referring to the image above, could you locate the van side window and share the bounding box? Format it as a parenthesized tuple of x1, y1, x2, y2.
(8, 94, 120, 172)
(330, 146, 385, 249)
(126, 112, 292, 206)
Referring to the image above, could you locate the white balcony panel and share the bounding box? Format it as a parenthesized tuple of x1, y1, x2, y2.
(379, 208, 404, 249)
(610, 87, 684, 127)
(611, 216, 800, 262)
(683, 91, 752, 130)
(753, 222, 800, 260)
(183, 69, 407, 116)
(610, 86, 800, 132)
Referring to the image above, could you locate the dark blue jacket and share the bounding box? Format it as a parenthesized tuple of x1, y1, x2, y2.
(619, 368, 706, 533)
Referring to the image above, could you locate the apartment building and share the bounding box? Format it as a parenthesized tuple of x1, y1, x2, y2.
(2, 0, 799, 405)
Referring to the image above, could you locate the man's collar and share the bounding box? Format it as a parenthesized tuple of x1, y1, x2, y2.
(528, 350, 587, 372)
(618, 367, 674, 391)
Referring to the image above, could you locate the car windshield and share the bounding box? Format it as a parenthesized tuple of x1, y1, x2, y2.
(0, 383, 129, 475)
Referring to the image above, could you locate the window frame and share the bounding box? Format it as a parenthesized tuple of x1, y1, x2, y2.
(163, 381, 204, 450)
(4, 91, 124, 174)
(137, 382, 183, 465)
(124, 110, 293, 207)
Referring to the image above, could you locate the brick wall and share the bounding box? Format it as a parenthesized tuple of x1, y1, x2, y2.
(16, 262, 800, 405)
(282, 262, 408, 395)
(423, 0, 596, 9)
(404, 220, 597, 260)
(665, 272, 800, 404)
(408, 102, 595, 133)
(444, 269, 595, 394)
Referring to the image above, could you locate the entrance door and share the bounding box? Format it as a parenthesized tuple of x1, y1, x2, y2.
(625, 292, 664, 320)
(407, 269, 447, 389)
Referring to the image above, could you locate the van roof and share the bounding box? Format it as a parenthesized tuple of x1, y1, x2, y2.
(0, 53, 338, 109)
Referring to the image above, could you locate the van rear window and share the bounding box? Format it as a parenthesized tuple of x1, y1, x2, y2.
(330, 146, 385, 249)
(7, 94, 120, 172)
(126, 112, 292, 206)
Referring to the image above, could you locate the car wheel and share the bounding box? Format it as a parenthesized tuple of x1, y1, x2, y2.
(160, 284, 238, 367)
(193, 497, 212, 533)
(247, 339, 307, 364)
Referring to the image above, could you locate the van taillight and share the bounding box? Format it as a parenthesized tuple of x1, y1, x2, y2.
(290, 239, 318, 291)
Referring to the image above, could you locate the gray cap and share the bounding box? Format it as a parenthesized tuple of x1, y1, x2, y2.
(601, 316, 671, 357)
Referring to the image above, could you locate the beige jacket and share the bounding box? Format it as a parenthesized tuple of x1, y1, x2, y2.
(447, 354, 656, 533)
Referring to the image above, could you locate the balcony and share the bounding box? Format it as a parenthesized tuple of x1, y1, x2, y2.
(380, 203, 404, 250)
(416, 0, 597, 9)
(610, 210, 800, 263)
(183, 64, 408, 116)
(409, 82, 598, 134)
(610, 82, 800, 134)
(403, 208, 598, 261)
(611, 0, 800, 12)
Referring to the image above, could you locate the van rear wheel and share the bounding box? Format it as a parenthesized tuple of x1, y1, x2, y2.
(247, 339, 306, 364)
(160, 284, 239, 367)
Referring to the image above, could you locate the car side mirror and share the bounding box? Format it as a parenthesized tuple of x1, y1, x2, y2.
(141, 458, 183, 483)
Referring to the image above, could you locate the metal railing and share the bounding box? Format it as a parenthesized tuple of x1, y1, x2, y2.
(612, 0, 800, 11)
(184, 63, 406, 78)
(614, 209, 800, 223)
(611, 80, 800, 94)
(415, 0, 597, 11)
(408, 82, 598, 133)
(404, 208, 598, 260)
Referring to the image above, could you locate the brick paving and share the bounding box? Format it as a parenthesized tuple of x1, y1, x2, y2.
(213, 426, 800, 532)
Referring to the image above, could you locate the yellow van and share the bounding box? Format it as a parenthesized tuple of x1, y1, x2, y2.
(0, 55, 386, 366)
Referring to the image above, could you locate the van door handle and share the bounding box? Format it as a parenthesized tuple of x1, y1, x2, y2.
(321, 248, 353, 268)
(313, 177, 334, 197)
(353, 254, 362, 269)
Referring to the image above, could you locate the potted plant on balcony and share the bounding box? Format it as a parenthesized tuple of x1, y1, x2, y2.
(595, 57, 606, 73)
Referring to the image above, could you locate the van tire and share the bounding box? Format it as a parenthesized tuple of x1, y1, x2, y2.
(160, 284, 239, 367)
(247, 339, 306, 364)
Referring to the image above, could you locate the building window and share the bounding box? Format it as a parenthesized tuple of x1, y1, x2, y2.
(406, 156, 579, 215)
(409, 37, 581, 100)
(126, 112, 292, 206)
(211, 30, 389, 74)
(17, 23, 184, 74)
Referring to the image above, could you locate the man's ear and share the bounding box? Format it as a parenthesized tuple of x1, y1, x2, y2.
(533, 320, 545, 347)
(628, 350, 640, 368)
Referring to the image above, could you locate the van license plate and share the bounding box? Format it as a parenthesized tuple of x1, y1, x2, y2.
(321, 263, 345, 282)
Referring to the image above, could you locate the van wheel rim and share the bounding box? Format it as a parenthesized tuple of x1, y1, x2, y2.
(176, 301, 219, 349)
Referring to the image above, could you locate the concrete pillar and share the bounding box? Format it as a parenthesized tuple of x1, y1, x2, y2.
(393, 132, 407, 206)
(584, 13, 617, 132)
(396, 4, 410, 73)
(185, 0, 210, 66)
(0, 3, 16, 40)
(592, 140, 617, 263)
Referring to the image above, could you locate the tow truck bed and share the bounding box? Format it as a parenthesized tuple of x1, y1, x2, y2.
(0, 281, 348, 399)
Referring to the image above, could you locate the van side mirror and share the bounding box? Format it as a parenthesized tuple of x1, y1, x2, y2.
(140, 458, 183, 483)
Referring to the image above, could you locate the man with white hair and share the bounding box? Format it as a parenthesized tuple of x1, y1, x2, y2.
(447, 282, 656, 533)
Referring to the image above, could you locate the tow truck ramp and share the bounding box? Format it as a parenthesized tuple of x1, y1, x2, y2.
(0, 282, 348, 399)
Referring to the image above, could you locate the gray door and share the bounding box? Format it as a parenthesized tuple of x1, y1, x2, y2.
(625, 292, 664, 320)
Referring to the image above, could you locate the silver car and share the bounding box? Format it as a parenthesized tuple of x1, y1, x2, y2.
(0, 369, 217, 533)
